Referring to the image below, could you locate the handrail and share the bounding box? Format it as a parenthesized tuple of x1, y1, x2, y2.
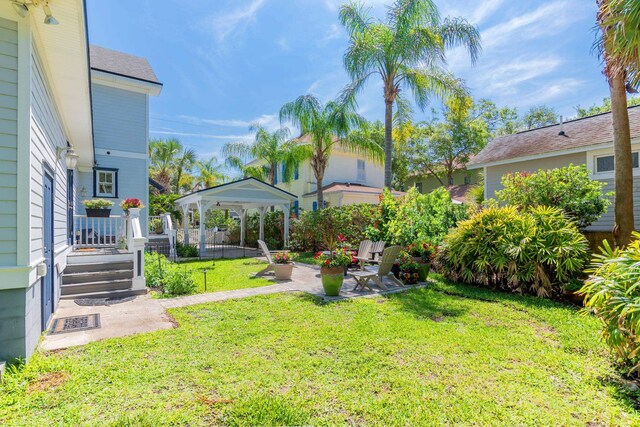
(73, 214, 125, 249)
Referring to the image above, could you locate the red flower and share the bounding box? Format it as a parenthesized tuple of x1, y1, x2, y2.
(324, 259, 330, 266)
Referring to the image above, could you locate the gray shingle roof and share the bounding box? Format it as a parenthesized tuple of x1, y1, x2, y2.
(89, 45, 161, 85)
(468, 106, 640, 167)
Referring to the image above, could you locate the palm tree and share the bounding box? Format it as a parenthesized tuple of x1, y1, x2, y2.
(194, 156, 228, 190)
(173, 147, 197, 193)
(280, 94, 383, 209)
(339, 0, 481, 188)
(597, 0, 640, 247)
(222, 125, 305, 185)
(149, 138, 182, 191)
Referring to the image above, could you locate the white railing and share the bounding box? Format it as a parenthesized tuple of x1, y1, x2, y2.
(177, 228, 229, 245)
(127, 208, 147, 291)
(73, 215, 126, 248)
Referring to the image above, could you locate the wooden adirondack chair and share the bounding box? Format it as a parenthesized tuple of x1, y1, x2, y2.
(256, 239, 289, 277)
(354, 239, 373, 270)
(368, 241, 386, 264)
(351, 246, 403, 291)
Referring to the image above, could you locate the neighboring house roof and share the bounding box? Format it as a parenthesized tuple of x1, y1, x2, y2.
(446, 184, 473, 204)
(149, 177, 169, 194)
(89, 45, 162, 85)
(302, 182, 405, 197)
(468, 106, 640, 168)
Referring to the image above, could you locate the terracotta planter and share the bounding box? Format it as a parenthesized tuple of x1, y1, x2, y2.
(85, 208, 111, 218)
(320, 266, 345, 296)
(274, 263, 294, 281)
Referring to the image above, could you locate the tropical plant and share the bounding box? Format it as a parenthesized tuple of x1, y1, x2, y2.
(149, 193, 182, 221)
(314, 248, 353, 268)
(596, 0, 640, 247)
(193, 156, 228, 190)
(580, 233, 640, 371)
(496, 165, 610, 230)
(173, 146, 197, 193)
(223, 125, 305, 185)
(82, 199, 114, 209)
(339, 0, 481, 187)
(176, 241, 199, 258)
(273, 252, 293, 264)
(439, 206, 588, 297)
(406, 242, 436, 262)
(149, 218, 163, 234)
(280, 94, 382, 208)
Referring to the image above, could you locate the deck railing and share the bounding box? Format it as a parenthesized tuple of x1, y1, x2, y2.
(73, 215, 126, 249)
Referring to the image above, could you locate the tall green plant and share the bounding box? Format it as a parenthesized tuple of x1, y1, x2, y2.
(339, 0, 481, 187)
(280, 95, 382, 209)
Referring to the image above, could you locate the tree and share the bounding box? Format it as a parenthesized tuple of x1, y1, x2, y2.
(279, 94, 383, 209)
(173, 147, 197, 193)
(408, 96, 490, 185)
(340, 0, 481, 188)
(148, 138, 197, 194)
(522, 105, 558, 129)
(194, 156, 228, 190)
(597, 0, 640, 247)
(222, 125, 305, 186)
(575, 96, 640, 117)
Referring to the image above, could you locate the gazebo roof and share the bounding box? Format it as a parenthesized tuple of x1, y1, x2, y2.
(174, 178, 297, 211)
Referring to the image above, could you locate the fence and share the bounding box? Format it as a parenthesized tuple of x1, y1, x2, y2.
(73, 215, 126, 248)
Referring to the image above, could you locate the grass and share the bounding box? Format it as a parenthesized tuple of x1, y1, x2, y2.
(174, 258, 272, 294)
(1, 277, 639, 426)
(291, 251, 317, 265)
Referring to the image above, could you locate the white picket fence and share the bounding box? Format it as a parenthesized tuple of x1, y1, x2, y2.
(177, 228, 229, 245)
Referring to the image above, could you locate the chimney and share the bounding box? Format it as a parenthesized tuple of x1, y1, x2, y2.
(558, 116, 568, 137)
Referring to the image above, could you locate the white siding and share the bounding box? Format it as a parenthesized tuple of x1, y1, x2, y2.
(0, 18, 17, 266)
(30, 43, 69, 264)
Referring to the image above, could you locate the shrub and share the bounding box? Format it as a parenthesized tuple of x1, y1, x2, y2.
(496, 164, 609, 230)
(580, 234, 640, 371)
(439, 206, 588, 297)
(384, 187, 467, 246)
(163, 269, 197, 296)
(145, 252, 171, 289)
(149, 193, 182, 221)
(144, 252, 197, 296)
(176, 241, 199, 258)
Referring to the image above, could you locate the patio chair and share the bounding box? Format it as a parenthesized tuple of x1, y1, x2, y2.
(368, 241, 386, 264)
(255, 240, 289, 277)
(354, 239, 373, 270)
(351, 246, 403, 291)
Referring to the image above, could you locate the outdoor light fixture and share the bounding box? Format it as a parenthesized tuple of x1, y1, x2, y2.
(56, 146, 79, 169)
(11, 1, 59, 25)
(216, 201, 221, 207)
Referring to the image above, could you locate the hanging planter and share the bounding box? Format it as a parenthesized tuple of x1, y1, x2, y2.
(82, 199, 114, 218)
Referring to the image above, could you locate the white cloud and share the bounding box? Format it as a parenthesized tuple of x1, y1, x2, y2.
(524, 78, 585, 104)
(469, 0, 505, 25)
(150, 130, 253, 140)
(174, 114, 281, 131)
(482, 56, 563, 94)
(202, 0, 267, 42)
(276, 37, 291, 52)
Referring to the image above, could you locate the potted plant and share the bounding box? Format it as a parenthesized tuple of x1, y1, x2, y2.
(120, 198, 144, 215)
(117, 236, 127, 250)
(398, 251, 420, 285)
(407, 242, 436, 282)
(273, 252, 295, 280)
(82, 199, 114, 218)
(149, 218, 164, 234)
(314, 248, 352, 296)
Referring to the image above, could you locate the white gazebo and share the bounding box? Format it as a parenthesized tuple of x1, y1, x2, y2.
(174, 178, 298, 256)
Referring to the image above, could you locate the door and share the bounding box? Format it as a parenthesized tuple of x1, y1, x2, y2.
(42, 172, 54, 330)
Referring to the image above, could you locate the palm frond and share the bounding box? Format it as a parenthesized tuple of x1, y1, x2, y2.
(339, 1, 373, 36)
(399, 65, 466, 110)
(438, 17, 482, 65)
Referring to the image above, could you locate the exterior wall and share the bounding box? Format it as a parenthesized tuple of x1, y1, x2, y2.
(77, 82, 150, 234)
(407, 169, 480, 193)
(0, 17, 18, 267)
(483, 152, 587, 200)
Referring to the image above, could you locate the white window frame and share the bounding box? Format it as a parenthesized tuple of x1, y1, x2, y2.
(588, 144, 640, 180)
(357, 159, 366, 182)
(94, 169, 117, 198)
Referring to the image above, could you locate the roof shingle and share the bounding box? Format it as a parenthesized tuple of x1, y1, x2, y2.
(468, 106, 640, 167)
(89, 45, 161, 85)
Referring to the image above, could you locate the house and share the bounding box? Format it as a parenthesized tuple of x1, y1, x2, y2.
(269, 135, 396, 213)
(468, 106, 640, 231)
(405, 168, 481, 204)
(0, 0, 161, 361)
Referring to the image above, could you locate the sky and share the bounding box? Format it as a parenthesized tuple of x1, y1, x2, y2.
(86, 0, 608, 161)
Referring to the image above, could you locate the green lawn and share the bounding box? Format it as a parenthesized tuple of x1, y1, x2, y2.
(291, 251, 316, 265)
(1, 277, 638, 426)
(174, 258, 272, 293)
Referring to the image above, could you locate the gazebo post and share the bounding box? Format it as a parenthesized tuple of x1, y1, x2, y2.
(182, 204, 190, 246)
(282, 203, 290, 248)
(198, 200, 206, 257)
(258, 207, 266, 242)
(240, 208, 246, 247)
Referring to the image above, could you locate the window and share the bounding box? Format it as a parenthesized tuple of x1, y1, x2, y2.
(595, 152, 639, 173)
(448, 176, 454, 186)
(357, 159, 366, 181)
(464, 175, 471, 185)
(94, 168, 118, 198)
(294, 164, 299, 180)
(415, 182, 423, 193)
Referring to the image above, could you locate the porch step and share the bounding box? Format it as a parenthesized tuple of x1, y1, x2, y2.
(63, 261, 133, 274)
(66, 252, 132, 265)
(60, 279, 133, 297)
(62, 269, 132, 285)
(60, 288, 147, 300)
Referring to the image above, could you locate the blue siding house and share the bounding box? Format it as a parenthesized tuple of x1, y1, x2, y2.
(0, 0, 161, 361)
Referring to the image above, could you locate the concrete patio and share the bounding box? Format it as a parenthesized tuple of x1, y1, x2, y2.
(40, 261, 428, 352)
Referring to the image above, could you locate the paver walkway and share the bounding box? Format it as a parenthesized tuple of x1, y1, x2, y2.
(41, 261, 426, 351)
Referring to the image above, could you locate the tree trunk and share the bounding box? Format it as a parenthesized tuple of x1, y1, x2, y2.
(610, 73, 635, 247)
(384, 100, 394, 188)
(316, 174, 324, 211)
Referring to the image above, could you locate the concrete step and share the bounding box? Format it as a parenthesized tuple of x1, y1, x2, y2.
(62, 269, 132, 285)
(64, 261, 133, 274)
(60, 288, 147, 300)
(67, 252, 132, 265)
(60, 279, 132, 296)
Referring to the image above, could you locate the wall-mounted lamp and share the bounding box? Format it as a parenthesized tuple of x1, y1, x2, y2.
(56, 146, 79, 169)
(79, 186, 87, 198)
(11, 1, 59, 25)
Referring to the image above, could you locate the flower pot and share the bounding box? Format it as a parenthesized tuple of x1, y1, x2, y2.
(391, 264, 401, 279)
(320, 266, 345, 296)
(400, 269, 419, 285)
(416, 262, 431, 282)
(85, 208, 111, 218)
(274, 263, 294, 280)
